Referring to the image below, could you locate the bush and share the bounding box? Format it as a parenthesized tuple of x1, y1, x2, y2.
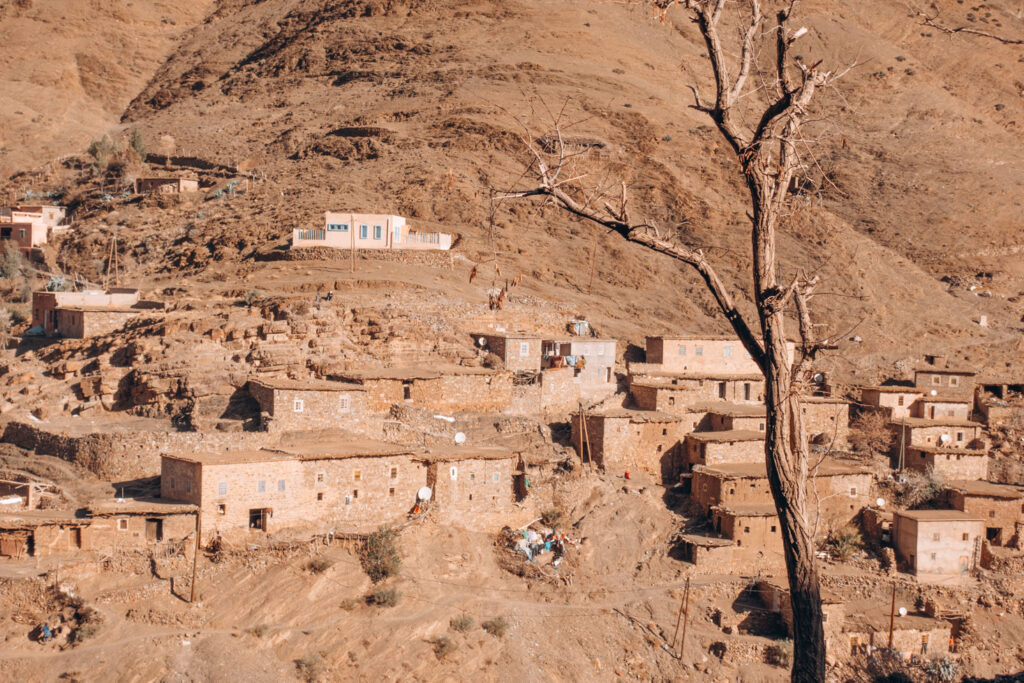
(242, 289, 263, 306)
(1, 244, 22, 279)
(361, 526, 401, 583)
(129, 129, 147, 159)
(306, 557, 332, 574)
(450, 615, 474, 632)
(248, 624, 270, 638)
(540, 509, 563, 527)
(428, 634, 457, 660)
(764, 639, 792, 667)
(896, 468, 945, 508)
(88, 135, 120, 174)
(849, 411, 893, 456)
(481, 617, 509, 638)
(826, 525, 864, 561)
(294, 654, 324, 683)
(366, 587, 400, 607)
(923, 657, 958, 682)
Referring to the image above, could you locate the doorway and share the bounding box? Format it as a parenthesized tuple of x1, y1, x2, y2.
(249, 508, 271, 531)
(145, 518, 163, 542)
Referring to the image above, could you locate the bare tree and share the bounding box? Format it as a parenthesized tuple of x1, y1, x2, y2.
(495, 2, 848, 679)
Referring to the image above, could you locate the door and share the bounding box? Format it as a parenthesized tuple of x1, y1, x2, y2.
(959, 555, 969, 574)
(72, 527, 82, 549)
(145, 519, 162, 542)
(718, 382, 727, 399)
(249, 508, 270, 531)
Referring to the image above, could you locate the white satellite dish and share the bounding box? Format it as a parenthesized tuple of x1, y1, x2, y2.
(454, 432, 467, 444)
(876, 498, 886, 508)
(477, 337, 487, 347)
(812, 373, 825, 383)
(417, 486, 432, 501)
(898, 607, 907, 617)
(940, 434, 952, 444)
(930, 389, 938, 396)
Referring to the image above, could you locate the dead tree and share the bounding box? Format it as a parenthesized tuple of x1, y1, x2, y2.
(496, 1, 843, 679)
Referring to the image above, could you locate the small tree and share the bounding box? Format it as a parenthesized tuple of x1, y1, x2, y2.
(129, 129, 147, 160)
(0, 307, 11, 350)
(88, 135, 119, 174)
(360, 526, 401, 582)
(849, 411, 893, 457)
(1, 243, 22, 279)
(825, 525, 863, 561)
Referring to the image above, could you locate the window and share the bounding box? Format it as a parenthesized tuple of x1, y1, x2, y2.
(662, 428, 668, 436)
(932, 375, 941, 385)
(219, 482, 227, 496)
(258, 481, 266, 493)
(520, 342, 529, 357)
(354, 470, 361, 482)
(695, 346, 703, 357)
(771, 525, 777, 532)
(932, 533, 940, 541)
(117, 518, 129, 531)
(391, 467, 398, 479)
(989, 510, 996, 518)
(897, 395, 905, 406)
(403, 382, 412, 400)
(316, 472, 325, 485)
(956, 431, 964, 442)
(743, 383, 751, 401)
(393, 225, 401, 243)
(317, 492, 324, 501)
(950, 376, 960, 387)
(293, 398, 304, 413)
(850, 487, 857, 496)
(930, 552, 937, 560)
(327, 223, 349, 232)
(218, 504, 226, 514)
(492, 473, 499, 483)
(352, 489, 359, 499)
(359, 224, 368, 239)
(668, 396, 675, 406)
(278, 480, 286, 491)
(470, 473, 476, 481)
(373, 225, 382, 240)
(450, 466, 458, 480)
(389, 488, 395, 497)
(338, 395, 350, 413)
(723, 345, 732, 357)
(743, 526, 750, 533)
(759, 422, 765, 431)
(19, 229, 25, 238)
(657, 445, 663, 453)
(677, 346, 686, 355)
(963, 532, 970, 540)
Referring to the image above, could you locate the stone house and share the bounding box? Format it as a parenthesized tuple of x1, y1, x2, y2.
(292, 212, 453, 251)
(541, 338, 617, 397)
(893, 509, 984, 581)
(31, 288, 164, 338)
(248, 377, 373, 434)
(842, 609, 952, 661)
(136, 177, 200, 194)
(889, 418, 984, 451)
(860, 386, 925, 420)
(914, 363, 976, 398)
(974, 378, 1024, 426)
(757, 580, 849, 663)
(705, 403, 766, 432)
(710, 504, 784, 565)
(800, 396, 850, 447)
(419, 447, 527, 529)
(331, 366, 514, 414)
(476, 333, 542, 372)
(644, 335, 795, 375)
(682, 430, 765, 471)
(0, 204, 66, 251)
(910, 396, 972, 421)
(692, 460, 873, 529)
(569, 409, 687, 482)
(0, 513, 88, 558)
(82, 499, 197, 550)
(944, 480, 1024, 546)
(630, 373, 765, 407)
(160, 439, 426, 537)
(904, 446, 988, 480)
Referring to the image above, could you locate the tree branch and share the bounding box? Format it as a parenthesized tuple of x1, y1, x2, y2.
(918, 11, 1024, 45)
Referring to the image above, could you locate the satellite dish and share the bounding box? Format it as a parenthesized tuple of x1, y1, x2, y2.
(898, 607, 907, 617)
(454, 432, 467, 444)
(812, 373, 825, 383)
(876, 498, 886, 508)
(930, 389, 938, 396)
(940, 434, 952, 444)
(477, 337, 487, 347)
(417, 486, 432, 501)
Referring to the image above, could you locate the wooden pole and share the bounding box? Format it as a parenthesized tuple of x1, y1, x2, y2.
(581, 405, 594, 473)
(675, 576, 692, 659)
(887, 581, 896, 649)
(586, 233, 598, 295)
(898, 416, 906, 471)
(190, 508, 202, 603)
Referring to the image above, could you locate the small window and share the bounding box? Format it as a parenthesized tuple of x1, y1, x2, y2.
(373, 225, 383, 240)
(278, 480, 286, 492)
(470, 473, 476, 481)
(956, 431, 964, 442)
(338, 395, 350, 412)
(390, 467, 398, 479)
(492, 473, 499, 483)
(450, 466, 458, 480)
(293, 398, 304, 413)
(219, 482, 227, 496)
(217, 504, 226, 515)
(662, 428, 668, 436)
(359, 224, 369, 239)
(963, 532, 969, 540)
(932, 375, 941, 385)
(897, 395, 905, 406)
(950, 376, 960, 387)
(771, 525, 777, 532)
(258, 481, 266, 493)
(695, 346, 703, 357)
(723, 345, 732, 357)
(668, 396, 675, 406)
(354, 470, 362, 482)
(657, 444, 663, 453)
(352, 489, 359, 499)
(316, 472, 325, 484)
(759, 422, 765, 431)
(520, 342, 530, 357)
(117, 518, 129, 531)
(989, 511, 996, 518)
(744, 526, 750, 533)
(930, 553, 937, 560)
(389, 488, 395, 497)
(317, 492, 324, 501)
(677, 346, 686, 356)
(850, 487, 857, 496)
(932, 533, 940, 541)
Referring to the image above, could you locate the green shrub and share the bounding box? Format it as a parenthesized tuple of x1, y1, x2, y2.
(826, 525, 864, 561)
(71, 622, 100, 643)
(88, 135, 120, 174)
(361, 526, 401, 583)
(367, 587, 400, 607)
(129, 129, 147, 159)
(428, 634, 457, 660)
(764, 639, 792, 667)
(481, 617, 509, 638)
(450, 615, 474, 632)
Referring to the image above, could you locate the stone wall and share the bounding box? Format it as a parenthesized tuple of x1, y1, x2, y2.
(906, 449, 988, 480)
(83, 514, 196, 552)
(894, 515, 984, 577)
(56, 308, 141, 338)
(428, 457, 523, 529)
(712, 509, 784, 565)
(249, 384, 377, 435)
(897, 424, 982, 449)
(948, 492, 1022, 546)
(684, 437, 764, 470)
(571, 415, 686, 481)
(801, 399, 850, 447)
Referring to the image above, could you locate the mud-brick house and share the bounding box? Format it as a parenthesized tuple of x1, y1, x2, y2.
(704, 403, 767, 432)
(974, 378, 1024, 426)
(160, 437, 424, 537)
(643, 335, 795, 375)
(904, 446, 988, 480)
(682, 430, 765, 472)
(31, 288, 164, 338)
(330, 365, 514, 414)
(569, 409, 687, 482)
(248, 377, 373, 434)
(911, 396, 973, 421)
(0, 204, 66, 251)
(914, 360, 976, 398)
(475, 333, 542, 373)
(0, 512, 88, 558)
(842, 608, 952, 661)
(944, 480, 1024, 547)
(800, 396, 851, 447)
(692, 460, 873, 529)
(541, 337, 617, 398)
(859, 386, 924, 420)
(292, 212, 453, 251)
(136, 177, 199, 194)
(710, 504, 784, 565)
(893, 509, 984, 581)
(630, 372, 765, 406)
(890, 417, 984, 451)
(756, 580, 849, 664)
(419, 447, 528, 529)
(82, 499, 197, 550)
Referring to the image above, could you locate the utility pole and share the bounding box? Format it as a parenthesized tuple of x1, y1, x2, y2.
(672, 576, 691, 660)
(898, 416, 906, 471)
(887, 582, 896, 649)
(190, 508, 202, 603)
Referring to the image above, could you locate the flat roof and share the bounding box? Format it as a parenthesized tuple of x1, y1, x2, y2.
(414, 446, 521, 463)
(0, 510, 85, 529)
(945, 480, 1024, 499)
(895, 417, 982, 428)
(799, 396, 851, 405)
(648, 334, 742, 341)
(333, 365, 496, 381)
(907, 446, 986, 455)
(695, 460, 872, 479)
(476, 332, 540, 340)
(165, 435, 417, 466)
(895, 509, 984, 522)
(686, 429, 765, 443)
(249, 377, 367, 392)
(589, 409, 682, 423)
(916, 396, 973, 404)
(678, 533, 733, 548)
(914, 366, 977, 376)
(87, 498, 198, 516)
(844, 605, 949, 633)
(713, 503, 777, 517)
(57, 306, 144, 313)
(860, 386, 924, 394)
(698, 402, 767, 417)
(631, 371, 765, 383)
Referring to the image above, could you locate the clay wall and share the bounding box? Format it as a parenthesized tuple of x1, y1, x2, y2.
(683, 437, 764, 470)
(906, 449, 988, 480)
(249, 384, 375, 435)
(428, 457, 521, 529)
(948, 492, 1022, 546)
(801, 399, 850, 447)
(893, 515, 984, 577)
